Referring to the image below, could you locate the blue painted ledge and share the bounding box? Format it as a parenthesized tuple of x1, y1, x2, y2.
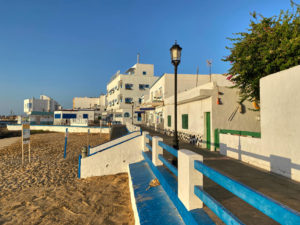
(129, 161, 184, 225)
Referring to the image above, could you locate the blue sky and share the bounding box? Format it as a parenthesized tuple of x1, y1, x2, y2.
(0, 0, 295, 115)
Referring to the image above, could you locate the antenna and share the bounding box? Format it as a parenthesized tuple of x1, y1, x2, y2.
(137, 53, 140, 64)
(206, 59, 212, 82)
(196, 66, 199, 87)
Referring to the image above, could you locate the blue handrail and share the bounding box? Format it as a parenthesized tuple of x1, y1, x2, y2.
(194, 160, 300, 225)
(158, 141, 178, 158)
(194, 186, 244, 225)
(146, 134, 152, 141)
(146, 143, 152, 152)
(158, 154, 178, 177)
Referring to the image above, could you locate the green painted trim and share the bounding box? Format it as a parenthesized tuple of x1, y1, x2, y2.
(220, 129, 261, 138)
(214, 129, 220, 151)
(206, 112, 211, 149)
(168, 115, 171, 127)
(182, 114, 188, 129)
(30, 111, 54, 116)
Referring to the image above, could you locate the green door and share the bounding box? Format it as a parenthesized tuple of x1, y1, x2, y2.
(205, 112, 211, 149)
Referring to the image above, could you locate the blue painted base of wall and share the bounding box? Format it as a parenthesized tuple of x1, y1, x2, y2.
(129, 161, 185, 225)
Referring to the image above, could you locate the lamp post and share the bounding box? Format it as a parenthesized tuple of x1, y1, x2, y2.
(170, 41, 182, 150)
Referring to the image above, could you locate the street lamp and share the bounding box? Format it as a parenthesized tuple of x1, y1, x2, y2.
(170, 41, 182, 149)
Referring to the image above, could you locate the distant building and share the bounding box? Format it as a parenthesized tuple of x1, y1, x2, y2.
(22, 95, 61, 125)
(73, 95, 106, 112)
(105, 62, 159, 124)
(53, 109, 97, 126)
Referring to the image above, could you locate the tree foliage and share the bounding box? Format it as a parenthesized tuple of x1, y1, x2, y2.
(223, 2, 300, 103)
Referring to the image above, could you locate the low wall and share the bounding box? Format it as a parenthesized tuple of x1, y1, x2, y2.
(80, 134, 143, 178)
(125, 122, 141, 133)
(220, 134, 267, 170)
(7, 124, 110, 134)
(89, 131, 141, 155)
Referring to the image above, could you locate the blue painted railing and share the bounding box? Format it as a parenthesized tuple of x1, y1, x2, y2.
(158, 141, 178, 158)
(146, 143, 152, 152)
(146, 134, 152, 141)
(194, 186, 244, 225)
(194, 160, 300, 225)
(158, 154, 178, 177)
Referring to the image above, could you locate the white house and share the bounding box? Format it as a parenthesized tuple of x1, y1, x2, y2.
(54, 109, 96, 126)
(105, 62, 159, 124)
(23, 95, 61, 125)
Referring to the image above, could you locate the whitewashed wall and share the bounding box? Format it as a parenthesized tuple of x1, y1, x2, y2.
(81, 135, 143, 178)
(260, 65, 300, 181)
(219, 134, 267, 170)
(7, 125, 110, 134)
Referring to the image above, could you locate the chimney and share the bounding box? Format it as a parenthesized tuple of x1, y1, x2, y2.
(137, 53, 140, 64)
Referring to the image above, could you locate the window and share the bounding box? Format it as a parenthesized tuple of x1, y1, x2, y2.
(168, 115, 171, 127)
(83, 114, 88, 119)
(55, 114, 61, 119)
(124, 112, 130, 117)
(115, 113, 122, 118)
(125, 83, 133, 90)
(139, 84, 145, 90)
(27, 103, 32, 108)
(62, 114, 77, 119)
(125, 98, 133, 104)
(143, 71, 147, 75)
(138, 98, 142, 104)
(145, 84, 149, 88)
(182, 114, 188, 129)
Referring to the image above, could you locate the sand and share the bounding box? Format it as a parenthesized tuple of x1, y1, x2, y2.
(0, 133, 134, 225)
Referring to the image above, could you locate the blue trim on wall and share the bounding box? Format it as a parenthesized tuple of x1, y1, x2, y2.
(146, 143, 152, 152)
(7, 124, 109, 128)
(89, 134, 141, 156)
(78, 154, 82, 178)
(146, 134, 152, 141)
(194, 186, 244, 225)
(158, 154, 178, 177)
(158, 141, 178, 158)
(194, 160, 300, 225)
(142, 151, 212, 225)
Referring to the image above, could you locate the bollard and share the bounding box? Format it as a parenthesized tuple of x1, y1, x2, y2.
(64, 128, 68, 158)
(81, 146, 88, 158)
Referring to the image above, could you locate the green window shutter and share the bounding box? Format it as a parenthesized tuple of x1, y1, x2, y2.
(182, 114, 188, 129)
(168, 115, 171, 127)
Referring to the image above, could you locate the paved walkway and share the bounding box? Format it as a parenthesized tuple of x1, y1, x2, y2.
(141, 125, 300, 225)
(110, 125, 128, 140)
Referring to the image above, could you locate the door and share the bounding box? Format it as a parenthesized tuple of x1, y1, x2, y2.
(205, 112, 211, 149)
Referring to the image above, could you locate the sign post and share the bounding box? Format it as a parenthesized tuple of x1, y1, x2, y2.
(64, 128, 68, 158)
(22, 124, 30, 165)
(87, 129, 90, 156)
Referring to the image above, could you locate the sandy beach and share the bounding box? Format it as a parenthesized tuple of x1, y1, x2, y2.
(0, 132, 134, 225)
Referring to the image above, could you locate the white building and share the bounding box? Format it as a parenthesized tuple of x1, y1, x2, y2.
(105, 62, 159, 124)
(54, 109, 96, 126)
(139, 73, 231, 129)
(73, 95, 106, 112)
(23, 95, 61, 125)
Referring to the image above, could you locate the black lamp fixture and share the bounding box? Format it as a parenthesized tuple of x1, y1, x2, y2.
(170, 41, 182, 149)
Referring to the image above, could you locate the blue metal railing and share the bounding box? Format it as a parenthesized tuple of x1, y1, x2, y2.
(158, 154, 178, 177)
(194, 160, 300, 225)
(146, 143, 152, 152)
(158, 141, 178, 157)
(146, 134, 152, 141)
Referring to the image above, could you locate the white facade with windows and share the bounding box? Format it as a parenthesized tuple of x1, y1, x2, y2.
(23, 95, 61, 125)
(106, 63, 159, 124)
(53, 109, 95, 126)
(24, 95, 61, 114)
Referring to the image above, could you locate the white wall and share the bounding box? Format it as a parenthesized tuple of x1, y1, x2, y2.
(220, 134, 266, 170)
(73, 97, 100, 109)
(260, 65, 300, 181)
(81, 135, 143, 178)
(7, 124, 110, 133)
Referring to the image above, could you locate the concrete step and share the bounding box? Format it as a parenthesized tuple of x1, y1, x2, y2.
(129, 161, 185, 225)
